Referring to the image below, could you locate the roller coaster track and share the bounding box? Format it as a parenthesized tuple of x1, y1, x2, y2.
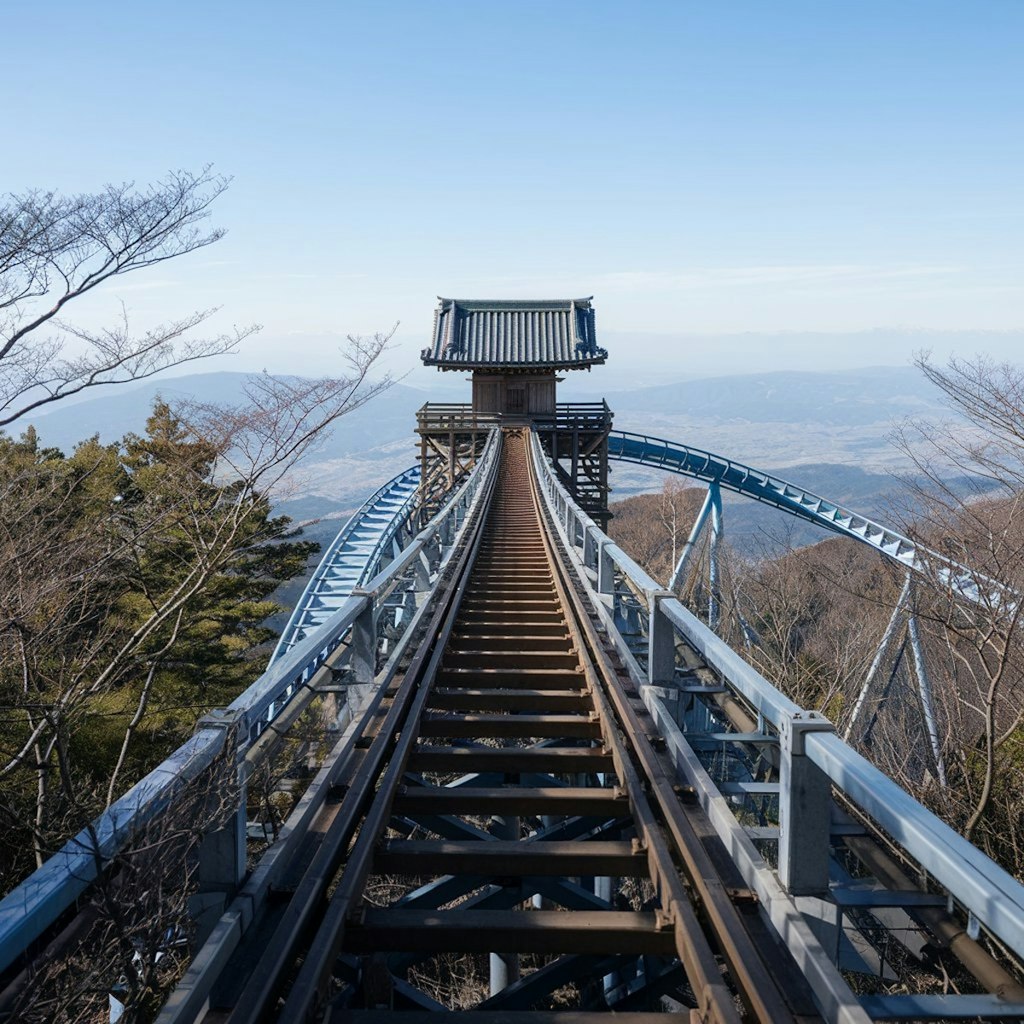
(282, 429, 992, 652)
(606, 431, 995, 605)
(270, 467, 421, 665)
(168, 431, 822, 1023)
(4, 427, 1024, 1022)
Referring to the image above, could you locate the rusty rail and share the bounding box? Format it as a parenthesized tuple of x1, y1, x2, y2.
(162, 430, 836, 1023)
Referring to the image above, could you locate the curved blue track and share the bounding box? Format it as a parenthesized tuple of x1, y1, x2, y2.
(274, 427, 981, 667)
(269, 466, 421, 664)
(607, 430, 921, 567)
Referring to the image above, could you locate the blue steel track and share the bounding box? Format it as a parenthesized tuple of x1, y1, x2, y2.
(270, 466, 420, 664)
(606, 430, 919, 566)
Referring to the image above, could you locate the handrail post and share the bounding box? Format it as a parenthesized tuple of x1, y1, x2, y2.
(597, 540, 615, 596)
(648, 591, 677, 685)
(193, 708, 248, 942)
(349, 592, 377, 687)
(583, 525, 598, 570)
(778, 711, 835, 895)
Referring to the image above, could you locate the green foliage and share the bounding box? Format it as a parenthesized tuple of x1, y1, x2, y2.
(0, 402, 316, 890)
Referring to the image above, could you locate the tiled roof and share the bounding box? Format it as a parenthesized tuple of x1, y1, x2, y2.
(422, 298, 606, 369)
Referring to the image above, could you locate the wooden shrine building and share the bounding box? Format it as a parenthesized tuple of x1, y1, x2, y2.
(416, 297, 613, 525)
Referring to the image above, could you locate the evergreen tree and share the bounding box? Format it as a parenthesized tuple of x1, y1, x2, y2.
(0, 401, 316, 889)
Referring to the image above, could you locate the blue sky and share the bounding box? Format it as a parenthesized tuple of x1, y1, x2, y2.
(6, 1, 1023, 381)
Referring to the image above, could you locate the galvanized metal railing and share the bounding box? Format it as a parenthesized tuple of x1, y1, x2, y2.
(0, 431, 501, 976)
(530, 429, 1024, 1022)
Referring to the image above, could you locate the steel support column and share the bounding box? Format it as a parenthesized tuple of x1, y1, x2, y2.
(778, 712, 834, 896)
(843, 575, 911, 743)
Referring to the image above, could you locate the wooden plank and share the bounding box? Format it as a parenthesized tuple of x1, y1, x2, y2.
(408, 746, 613, 774)
(418, 714, 600, 739)
(393, 786, 627, 817)
(375, 839, 646, 877)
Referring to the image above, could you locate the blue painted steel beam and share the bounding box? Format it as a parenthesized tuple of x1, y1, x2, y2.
(608, 430, 919, 561)
(607, 430, 998, 605)
(269, 466, 420, 665)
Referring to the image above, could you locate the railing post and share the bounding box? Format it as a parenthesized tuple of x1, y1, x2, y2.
(778, 711, 834, 895)
(583, 526, 597, 570)
(647, 591, 677, 685)
(413, 547, 431, 592)
(192, 708, 247, 942)
(349, 593, 377, 687)
(597, 540, 615, 596)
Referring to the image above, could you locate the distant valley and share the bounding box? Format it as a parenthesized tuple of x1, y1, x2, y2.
(22, 364, 956, 567)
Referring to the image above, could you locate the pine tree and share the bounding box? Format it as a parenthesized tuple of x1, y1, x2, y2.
(0, 401, 317, 888)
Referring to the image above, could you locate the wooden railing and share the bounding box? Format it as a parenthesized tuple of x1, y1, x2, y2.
(417, 401, 611, 431)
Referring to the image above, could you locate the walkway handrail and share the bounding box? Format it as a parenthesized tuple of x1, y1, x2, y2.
(0, 431, 501, 976)
(532, 429, 1024, 960)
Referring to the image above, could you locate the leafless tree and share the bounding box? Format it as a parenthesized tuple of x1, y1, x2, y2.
(0, 327, 397, 890)
(657, 477, 691, 570)
(3, 735, 239, 1023)
(890, 355, 1024, 853)
(0, 167, 257, 426)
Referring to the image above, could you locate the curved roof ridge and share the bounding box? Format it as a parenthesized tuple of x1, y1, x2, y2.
(422, 296, 606, 370)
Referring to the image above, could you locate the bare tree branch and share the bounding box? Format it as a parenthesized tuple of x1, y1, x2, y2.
(0, 168, 259, 425)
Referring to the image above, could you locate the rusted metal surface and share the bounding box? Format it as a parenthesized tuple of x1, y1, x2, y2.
(180, 429, 826, 1023)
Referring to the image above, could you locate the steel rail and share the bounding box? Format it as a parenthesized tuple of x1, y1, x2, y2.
(276, 452, 502, 1020)
(527, 438, 816, 1024)
(222, 439, 502, 1024)
(265, 430, 822, 1022)
(211, 430, 745, 1015)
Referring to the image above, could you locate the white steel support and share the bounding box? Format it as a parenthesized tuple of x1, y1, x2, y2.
(843, 575, 911, 743)
(668, 483, 716, 592)
(907, 605, 947, 788)
(779, 712, 835, 896)
(708, 482, 723, 632)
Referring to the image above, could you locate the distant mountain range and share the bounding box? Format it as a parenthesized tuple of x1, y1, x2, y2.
(20, 364, 958, 563)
